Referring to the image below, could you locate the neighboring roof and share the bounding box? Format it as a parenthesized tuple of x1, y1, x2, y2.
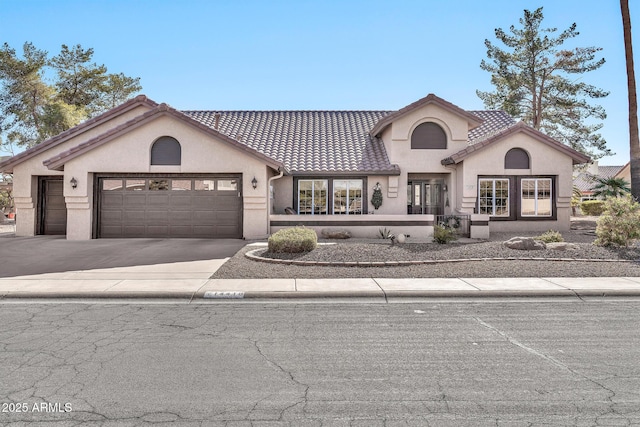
(573, 164, 627, 192)
(442, 122, 591, 166)
(183, 110, 401, 175)
(44, 104, 285, 172)
(0, 95, 158, 173)
(369, 93, 484, 137)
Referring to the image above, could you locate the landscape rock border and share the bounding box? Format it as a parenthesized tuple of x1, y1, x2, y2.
(245, 248, 631, 267)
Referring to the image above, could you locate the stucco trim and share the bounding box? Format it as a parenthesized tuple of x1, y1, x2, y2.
(441, 122, 591, 166)
(43, 104, 286, 172)
(0, 95, 159, 173)
(370, 93, 484, 137)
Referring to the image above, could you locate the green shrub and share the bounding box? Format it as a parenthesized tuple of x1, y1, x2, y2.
(535, 230, 564, 243)
(433, 224, 457, 244)
(594, 195, 640, 247)
(580, 200, 605, 216)
(268, 227, 318, 253)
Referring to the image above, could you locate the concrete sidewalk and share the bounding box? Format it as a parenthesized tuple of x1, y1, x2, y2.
(1, 258, 640, 298)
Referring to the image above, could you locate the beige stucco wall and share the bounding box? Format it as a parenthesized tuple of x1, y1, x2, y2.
(456, 132, 575, 231)
(11, 105, 153, 237)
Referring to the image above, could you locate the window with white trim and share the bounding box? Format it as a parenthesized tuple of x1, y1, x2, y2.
(298, 180, 328, 215)
(521, 178, 552, 216)
(478, 179, 510, 216)
(333, 180, 363, 215)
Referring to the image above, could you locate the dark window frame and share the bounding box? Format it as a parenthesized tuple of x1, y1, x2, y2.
(411, 122, 447, 150)
(505, 148, 530, 169)
(293, 176, 368, 215)
(151, 136, 182, 165)
(477, 175, 557, 221)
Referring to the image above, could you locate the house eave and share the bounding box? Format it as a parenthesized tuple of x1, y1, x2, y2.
(0, 95, 158, 173)
(43, 103, 286, 172)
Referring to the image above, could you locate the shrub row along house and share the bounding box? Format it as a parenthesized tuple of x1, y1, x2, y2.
(0, 93, 590, 240)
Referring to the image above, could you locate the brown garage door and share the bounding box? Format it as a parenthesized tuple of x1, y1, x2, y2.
(98, 176, 242, 238)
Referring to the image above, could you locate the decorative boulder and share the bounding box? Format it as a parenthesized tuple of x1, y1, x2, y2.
(321, 228, 352, 239)
(546, 242, 578, 251)
(396, 233, 406, 244)
(503, 237, 546, 250)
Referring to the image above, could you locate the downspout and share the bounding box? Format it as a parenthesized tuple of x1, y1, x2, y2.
(267, 168, 284, 236)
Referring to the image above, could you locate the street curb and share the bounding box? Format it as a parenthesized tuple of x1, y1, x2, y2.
(2, 289, 640, 300)
(0, 291, 195, 299)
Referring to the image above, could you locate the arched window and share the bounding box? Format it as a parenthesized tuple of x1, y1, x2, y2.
(505, 148, 530, 169)
(151, 136, 181, 165)
(411, 122, 447, 149)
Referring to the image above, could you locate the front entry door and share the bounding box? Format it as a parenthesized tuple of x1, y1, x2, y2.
(408, 180, 443, 215)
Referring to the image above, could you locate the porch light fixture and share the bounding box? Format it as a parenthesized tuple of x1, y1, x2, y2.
(70, 177, 78, 189)
(251, 176, 258, 189)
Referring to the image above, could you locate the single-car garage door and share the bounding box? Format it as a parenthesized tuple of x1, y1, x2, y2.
(98, 176, 242, 238)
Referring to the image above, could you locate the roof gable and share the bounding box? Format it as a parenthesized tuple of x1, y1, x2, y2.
(369, 93, 484, 137)
(44, 104, 285, 171)
(442, 122, 591, 165)
(0, 95, 158, 173)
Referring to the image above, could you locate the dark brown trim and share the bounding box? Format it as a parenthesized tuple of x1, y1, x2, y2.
(470, 221, 489, 226)
(271, 220, 435, 227)
(37, 176, 66, 236)
(289, 168, 400, 177)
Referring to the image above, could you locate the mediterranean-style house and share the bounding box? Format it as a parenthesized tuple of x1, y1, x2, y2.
(0, 93, 590, 240)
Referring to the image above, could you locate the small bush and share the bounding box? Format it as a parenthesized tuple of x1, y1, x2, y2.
(433, 224, 457, 244)
(535, 230, 564, 243)
(580, 200, 605, 216)
(594, 195, 640, 247)
(268, 227, 318, 253)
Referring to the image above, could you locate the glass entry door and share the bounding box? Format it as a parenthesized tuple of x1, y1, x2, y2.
(408, 180, 443, 215)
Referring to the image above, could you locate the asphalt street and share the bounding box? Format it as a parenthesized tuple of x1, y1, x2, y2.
(0, 299, 639, 426)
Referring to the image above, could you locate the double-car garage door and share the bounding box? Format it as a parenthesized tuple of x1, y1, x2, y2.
(98, 175, 242, 238)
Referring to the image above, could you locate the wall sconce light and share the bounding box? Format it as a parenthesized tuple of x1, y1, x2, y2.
(70, 177, 78, 189)
(251, 177, 258, 189)
(443, 184, 448, 192)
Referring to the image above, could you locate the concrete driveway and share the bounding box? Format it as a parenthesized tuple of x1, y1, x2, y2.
(0, 233, 247, 278)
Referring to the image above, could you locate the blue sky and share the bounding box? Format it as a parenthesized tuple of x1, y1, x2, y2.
(1, 0, 637, 165)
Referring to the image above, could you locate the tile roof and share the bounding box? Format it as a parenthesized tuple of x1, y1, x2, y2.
(183, 110, 401, 175)
(466, 110, 517, 143)
(183, 109, 518, 175)
(573, 165, 626, 192)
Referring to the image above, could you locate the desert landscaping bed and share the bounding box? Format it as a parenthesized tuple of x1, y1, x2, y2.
(212, 228, 640, 279)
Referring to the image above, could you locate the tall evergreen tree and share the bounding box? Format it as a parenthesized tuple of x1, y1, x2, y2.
(620, 0, 640, 200)
(0, 42, 141, 151)
(477, 7, 610, 159)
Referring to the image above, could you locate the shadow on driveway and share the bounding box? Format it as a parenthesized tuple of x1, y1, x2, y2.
(0, 235, 248, 278)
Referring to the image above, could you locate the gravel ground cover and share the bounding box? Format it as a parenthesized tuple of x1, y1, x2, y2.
(212, 226, 640, 279)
